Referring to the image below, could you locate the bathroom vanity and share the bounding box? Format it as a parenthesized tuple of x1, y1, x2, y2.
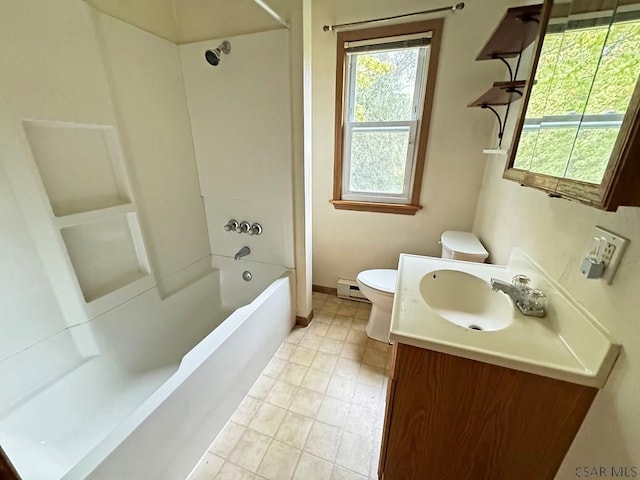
(378, 252, 619, 480)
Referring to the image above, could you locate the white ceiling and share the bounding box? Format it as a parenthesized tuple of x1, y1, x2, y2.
(85, 0, 292, 44)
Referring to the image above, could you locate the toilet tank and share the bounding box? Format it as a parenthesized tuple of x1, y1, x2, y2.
(440, 231, 489, 263)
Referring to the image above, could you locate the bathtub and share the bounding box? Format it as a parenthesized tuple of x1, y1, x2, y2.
(0, 256, 294, 479)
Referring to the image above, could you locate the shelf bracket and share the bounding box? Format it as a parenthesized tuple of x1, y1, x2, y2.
(493, 55, 515, 82)
(481, 104, 505, 147)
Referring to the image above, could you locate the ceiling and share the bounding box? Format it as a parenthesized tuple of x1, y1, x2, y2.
(85, 0, 292, 44)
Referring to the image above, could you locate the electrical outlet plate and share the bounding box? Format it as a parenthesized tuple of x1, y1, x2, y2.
(593, 226, 630, 284)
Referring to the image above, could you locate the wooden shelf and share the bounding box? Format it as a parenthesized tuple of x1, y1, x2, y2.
(468, 81, 526, 107)
(476, 4, 543, 60)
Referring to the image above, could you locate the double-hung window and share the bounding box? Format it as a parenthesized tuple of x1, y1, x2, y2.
(331, 20, 443, 215)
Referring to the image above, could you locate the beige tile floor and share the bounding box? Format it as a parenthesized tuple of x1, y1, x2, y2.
(188, 293, 390, 480)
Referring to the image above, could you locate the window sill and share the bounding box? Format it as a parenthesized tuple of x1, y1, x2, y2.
(330, 200, 422, 215)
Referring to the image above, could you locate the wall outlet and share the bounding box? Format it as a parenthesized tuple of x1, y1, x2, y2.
(593, 226, 630, 284)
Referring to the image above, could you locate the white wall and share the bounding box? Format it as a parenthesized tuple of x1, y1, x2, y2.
(311, 0, 507, 288)
(180, 30, 295, 270)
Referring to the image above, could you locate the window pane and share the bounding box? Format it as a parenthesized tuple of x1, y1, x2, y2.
(513, 129, 538, 171)
(564, 127, 618, 183)
(564, 20, 640, 183)
(349, 128, 410, 194)
(540, 27, 608, 116)
(527, 128, 577, 177)
(352, 48, 422, 122)
(518, 15, 640, 184)
(583, 21, 640, 115)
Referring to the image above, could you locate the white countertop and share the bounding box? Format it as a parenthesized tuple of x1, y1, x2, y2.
(390, 249, 620, 388)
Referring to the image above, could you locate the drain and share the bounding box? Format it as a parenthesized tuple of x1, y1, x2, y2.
(468, 324, 483, 331)
(242, 270, 253, 281)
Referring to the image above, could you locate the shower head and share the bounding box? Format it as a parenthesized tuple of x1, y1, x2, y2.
(205, 41, 231, 66)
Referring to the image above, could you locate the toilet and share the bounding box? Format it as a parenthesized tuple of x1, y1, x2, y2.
(356, 231, 489, 342)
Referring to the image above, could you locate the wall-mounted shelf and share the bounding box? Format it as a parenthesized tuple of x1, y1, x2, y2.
(468, 4, 543, 148)
(476, 5, 544, 60)
(468, 81, 526, 107)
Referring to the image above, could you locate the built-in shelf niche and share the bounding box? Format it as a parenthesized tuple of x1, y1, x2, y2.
(23, 120, 131, 217)
(23, 119, 153, 311)
(61, 214, 149, 302)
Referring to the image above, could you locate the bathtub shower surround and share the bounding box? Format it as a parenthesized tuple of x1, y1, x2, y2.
(0, 1, 296, 479)
(180, 29, 295, 271)
(0, 264, 293, 480)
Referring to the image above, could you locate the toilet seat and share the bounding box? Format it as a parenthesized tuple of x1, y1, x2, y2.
(357, 269, 397, 294)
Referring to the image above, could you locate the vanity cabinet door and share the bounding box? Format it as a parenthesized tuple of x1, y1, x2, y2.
(379, 343, 597, 480)
(378, 344, 398, 478)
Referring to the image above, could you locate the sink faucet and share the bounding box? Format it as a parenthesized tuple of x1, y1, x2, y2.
(490, 277, 546, 317)
(234, 246, 250, 260)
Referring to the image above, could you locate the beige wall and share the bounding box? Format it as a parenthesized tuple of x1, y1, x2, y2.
(311, 0, 508, 288)
(472, 4, 640, 472)
(475, 148, 640, 477)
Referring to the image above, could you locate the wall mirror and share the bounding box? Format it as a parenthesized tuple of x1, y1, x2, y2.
(505, 0, 640, 211)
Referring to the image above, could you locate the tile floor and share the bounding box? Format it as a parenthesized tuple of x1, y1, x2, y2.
(188, 292, 390, 480)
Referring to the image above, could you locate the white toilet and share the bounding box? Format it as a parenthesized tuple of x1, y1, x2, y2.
(356, 231, 489, 342)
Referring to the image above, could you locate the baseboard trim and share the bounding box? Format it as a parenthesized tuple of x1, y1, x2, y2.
(312, 284, 338, 296)
(296, 310, 314, 327)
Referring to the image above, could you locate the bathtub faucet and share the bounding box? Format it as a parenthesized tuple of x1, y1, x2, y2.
(234, 246, 251, 260)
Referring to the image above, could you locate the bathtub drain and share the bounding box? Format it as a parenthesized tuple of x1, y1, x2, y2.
(242, 271, 253, 281)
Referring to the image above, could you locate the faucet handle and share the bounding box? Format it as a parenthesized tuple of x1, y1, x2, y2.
(525, 289, 546, 311)
(249, 223, 263, 236)
(224, 219, 239, 232)
(237, 221, 251, 234)
(512, 274, 531, 291)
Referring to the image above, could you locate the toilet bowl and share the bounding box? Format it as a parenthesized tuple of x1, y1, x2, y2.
(356, 269, 397, 342)
(357, 231, 488, 343)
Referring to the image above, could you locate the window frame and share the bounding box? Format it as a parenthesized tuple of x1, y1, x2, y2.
(331, 19, 444, 215)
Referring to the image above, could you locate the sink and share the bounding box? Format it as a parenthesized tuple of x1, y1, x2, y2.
(419, 270, 514, 331)
(390, 251, 620, 388)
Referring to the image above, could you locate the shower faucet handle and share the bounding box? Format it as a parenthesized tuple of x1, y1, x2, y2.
(249, 223, 263, 236)
(224, 219, 239, 232)
(237, 221, 251, 234)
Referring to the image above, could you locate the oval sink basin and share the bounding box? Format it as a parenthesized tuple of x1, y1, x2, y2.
(420, 270, 514, 331)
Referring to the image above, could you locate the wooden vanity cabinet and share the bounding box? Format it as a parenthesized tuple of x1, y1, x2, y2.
(379, 343, 597, 480)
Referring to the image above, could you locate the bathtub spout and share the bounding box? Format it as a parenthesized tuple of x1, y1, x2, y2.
(234, 246, 250, 260)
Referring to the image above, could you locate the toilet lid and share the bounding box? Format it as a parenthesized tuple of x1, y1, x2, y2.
(441, 231, 488, 256)
(357, 269, 397, 294)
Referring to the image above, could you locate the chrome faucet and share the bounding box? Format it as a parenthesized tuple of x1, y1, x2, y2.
(234, 246, 250, 260)
(490, 277, 546, 317)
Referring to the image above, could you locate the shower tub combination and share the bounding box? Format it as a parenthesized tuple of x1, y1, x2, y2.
(0, 257, 294, 480)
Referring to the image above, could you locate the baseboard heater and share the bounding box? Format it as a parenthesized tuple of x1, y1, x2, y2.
(337, 279, 369, 303)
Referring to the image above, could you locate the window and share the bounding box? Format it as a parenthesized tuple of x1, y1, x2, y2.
(331, 20, 443, 215)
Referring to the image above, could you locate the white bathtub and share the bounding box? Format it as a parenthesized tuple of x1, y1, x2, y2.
(0, 256, 294, 479)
